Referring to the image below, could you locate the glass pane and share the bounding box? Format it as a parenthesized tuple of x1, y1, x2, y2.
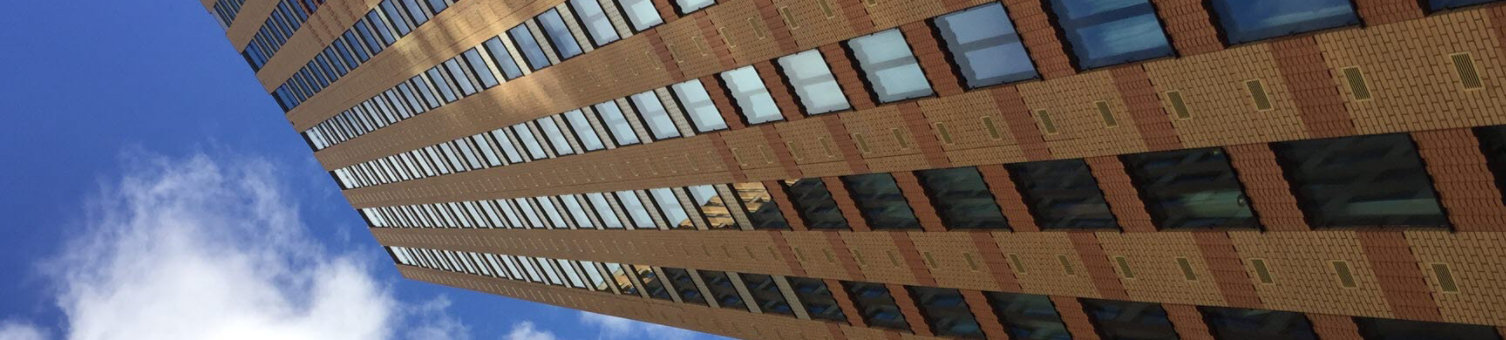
(698, 270, 747, 310)
(649, 188, 694, 229)
(782, 179, 849, 230)
(1079, 299, 1178, 340)
(535, 117, 576, 155)
(907, 287, 984, 338)
(618, 0, 664, 31)
(586, 193, 625, 229)
(1121, 148, 1257, 229)
(788, 277, 846, 322)
(720, 66, 783, 124)
(984, 292, 1070, 340)
(1200, 306, 1318, 340)
(843, 281, 910, 330)
(511, 124, 550, 159)
(661, 267, 708, 305)
(777, 49, 850, 115)
(1272, 134, 1446, 228)
(740, 273, 794, 316)
(508, 24, 553, 71)
(840, 173, 920, 230)
(1007, 159, 1118, 230)
(688, 185, 737, 229)
(569, 0, 621, 46)
(734, 182, 790, 230)
(562, 109, 605, 151)
(461, 49, 500, 88)
(1354, 317, 1501, 340)
(675, 0, 715, 14)
(915, 167, 1009, 229)
(1046, 0, 1173, 69)
(847, 29, 933, 103)
(594, 101, 641, 145)
(1210, 0, 1358, 44)
(537, 9, 584, 59)
(615, 191, 658, 229)
(934, 3, 1037, 87)
(670, 79, 728, 132)
(559, 195, 596, 229)
(482, 37, 526, 79)
(630, 91, 681, 139)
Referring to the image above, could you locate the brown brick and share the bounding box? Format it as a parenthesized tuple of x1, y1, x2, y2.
(1412, 129, 1506, 231)
(1271, 37, 1354, 138)
(1083, 156, 1158, 232)
(1223, 143, 1310, 231)
(1163, 304, 1215, 340)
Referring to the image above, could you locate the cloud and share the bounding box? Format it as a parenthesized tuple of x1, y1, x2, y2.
(0, 320, 46, 340)
(503, 322, 557, 340)
(577, 312, 700, 340)
(36, 152, 468, 340)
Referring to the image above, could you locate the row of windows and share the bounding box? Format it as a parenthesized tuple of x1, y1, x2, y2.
(240, 0, 327, 71)
(210, 0, 249, 29)
(363, 131, 1465, 231)
(270, 0, 460, 110)
(362, 183, 762, 230)
(390, 246, 1500, 340)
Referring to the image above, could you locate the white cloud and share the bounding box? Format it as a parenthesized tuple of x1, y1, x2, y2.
(37, 153, 468, 340)
(577, 312, 699, 340)
(0, 320, 46, 340)
(502, 322, 557, 340)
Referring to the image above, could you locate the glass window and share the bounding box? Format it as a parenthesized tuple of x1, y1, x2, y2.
(594, 101, 641, 145)
(617, 0, 664, 32)
(537, 9, 584, 60)
(482, 37, 526, 80)
(1476, 125, 1506, 199)
(535, 117, 576, 156)
(365, 11, 398, 45)
(934, 3, 1037, 88)
(461, 49, 501, 89)
(698, 270, 747, 311)
(840, 173, 921, 230)
(559, 195, 596, 229)
(442, 59, 479, 96)
(734, 182, 791, 230)
(399, 0, 431, 25)
(687, 185, 737, 230)
(669, 80, 728, 132)
(1200, 306, 1318, 340)
(535, 197, 570, 229)
(908, 287, 984, 338)
(740, 273, 794, 316)
(580, 261, 611, 291)
(511, 124, 550, 159)
(488, 130, 526, 163)
(847, 29, 933, 103)
(569, 0, 621, 46)
(781, 179, 849, 230)
(632, 265, 674, 300)
(1430, 0, 1503, 10)
(409, 75, 441, 109)
(586, 193, 625, 229)
(629, 91, 681, 139)
(379, 1, 414, 36)
(615, 191, 658, 229)
(513, 198, 545, 228)
(470, 135, 503, 167)
(1046, 0, 1173, 69)
(842, 281, 910, 330)
(1121, 148, 1256, 229)
(1210, 0, 1358, 44)
(915, 167, 1009, 230)
(1272, 134, 1447, 228)
(984, 292, 1070, 340)
(649, 188, 694, 229)
(1355, 317, 1501, 340)
(787, 277, 846, 322)
(1007, 159, 1118, 230)
(1079, 299, 1178, 340)
(562, 109, 605, 151)
(720, 66, 783, 125)
(675, 0, 715, 14)
(556, 259, 587, 288)
(425, 0, 449, 13)
(777, 49, 850, 115)
(424, 68, 458, 103)
(661, 267, 708, 306)
(508, 24, 553, 71)
(604, 263, 639, 295)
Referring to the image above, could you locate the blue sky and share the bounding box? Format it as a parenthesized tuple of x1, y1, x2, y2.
(0, 1, 721, 339)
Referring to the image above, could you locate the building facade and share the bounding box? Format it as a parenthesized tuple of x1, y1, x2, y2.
(205, 0, 1506, 338)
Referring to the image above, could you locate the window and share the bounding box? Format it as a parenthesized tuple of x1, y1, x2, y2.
(934, 3, 1037, 88)
(629, 91, 681, 139)
(984, 292, 1070, 340)
(559, 195, 596, 229)
(661, 267, 708, 306)
(586, 193, 625, 229)
(734, 182, 791, 230)
(616, 0, 664, 32)
(482, 37, 526, 80)
(424, 0, 449, 14)
(688, 185, 737, 229)
(1121, 148, 1256, 229)
(604, 263, 638, 295)
(648, 188, 694, 229)
(777, 49, 850, 115)
(632, 265, 674, 300)
(841, 173, 921, 230)
(842, 281, 909, 330)
(1430, 0, 1503, 10)
(562, 109, 605, 151)
(915, 167, 1009, 230)
(739, 273, 794, 316)
(1478, 125, 1506, 202)
(569, 0, 621, 46)
(399, 0, 431, 25)
(579, 261, 611, 291)
(1209, 0, 1358, 44)
(1046, 0, 1173, 69)
(1200, 306, 1318, 340)
(698, 270, 747, 311)
(1272, 134, 1446, 228)
(669, 79, 728, 132)
(511, 124, 550, 160)
(461, 49, 501, 89)
(907, 287, 984, 338)
(787, 277, 846, 322)
(442, 59, 479, 96)
(508, 24, 553, 71)
(674, 0, 714, 14)
(720, 66, 783, 125)
(846, 29, 933, 103)
(535, 117, 576, 156)
(1079, 299, 1178, 340)
(594, 101, 642, 146)
(781, 179, 849, 230)
(536, 9, 584, 60)
(1007, 159, 1118, 229)
(1354, 317, 1501, 340)
(379, 1, 414, 36)
(615, 191, 658, 229)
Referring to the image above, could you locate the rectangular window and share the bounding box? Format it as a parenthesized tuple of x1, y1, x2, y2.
(593, 101, 642, 145)
(781, 179, 849, 230)
(579, 261, 611, 291)
(424, 68, 459, 103)
(513, 198, 545, 228)
(734, 182, 791, 230)
(364, 11, 398, 45)
(840, 173, 921, 230)
(740, 273, 794, 316)
(908, 287, 984, 338)
(586, 193, 626, 229)
(615, 191, 658, 229)
(399, 0, 431, 25)
(669, 79, 729, 132)
(562, 109, 605, 151)
(535, 197, 571, 229)
(698, 270, 747, 311)
(1210, 0, 1358, 44)
(488, 130, 526, 163)
(687, 185, 737, 230)
(1354, 317, 1501, 339)
(379, 1, 414, 36)
(1046, 0, 1173, 69)
(1080, 299, 1178, 340)
(511, 124, 551, 160)
(559, 195, 596, 229)
(661, 267, 708, 306)
(674, 0, 714, 14)
(424, 0, 449, 13)
(1272, 134, 1447, 228)
(915, 167, 1009, 229)
(470, 135, 503, 167)
(537, 9, 584, 60)
(984, 292, 1070, 339)
(1121, 148, 1257, 229)
(604, 263, 638, 295)
(508, 24, 553, 71)
(1200, 306, 1318, 340)
(632, 265, 674, 300)
(569, 0, 621, 46)
(482, 37, 526, 80)
(556, 259, 587, 288)
(1007, 159, 1118, 230)
(648, 188, 694, 229)
(629, 91, 681, 140)
(616, 0, 665, 32)
(442, 59, 479, 96)
(842, 281, 910, 330)
(787, 277, 846, 322)
(934, 3, 1037, 88)
(535, 117, 576, 156)
(847, 29, 933, 103)
(720, 66, 783, 125)
(461, 49, 501, 89)
(777, 49, 850, 115)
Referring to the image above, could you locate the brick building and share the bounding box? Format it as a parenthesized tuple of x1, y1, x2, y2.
(205, 0, 1506, 338)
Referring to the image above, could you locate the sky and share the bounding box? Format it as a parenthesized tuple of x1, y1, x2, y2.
(0, 1, 722, 339)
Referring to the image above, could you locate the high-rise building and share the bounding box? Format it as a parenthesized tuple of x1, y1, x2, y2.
(205, 0, 1506, 338)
